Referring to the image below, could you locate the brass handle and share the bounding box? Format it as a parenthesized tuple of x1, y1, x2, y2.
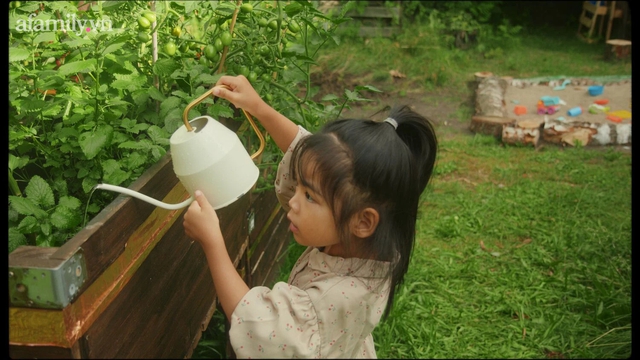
(182, 85, 265, 160)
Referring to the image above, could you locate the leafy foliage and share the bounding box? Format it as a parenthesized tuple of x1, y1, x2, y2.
(9, 0, 370, 252)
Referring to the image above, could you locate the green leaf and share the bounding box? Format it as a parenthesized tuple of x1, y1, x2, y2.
(33, 32, 57, 44)
(18, 216, 39, 233)
(82, 177, 98, 194)
(36, 233, 54, 247)
(147, 125, 170, 146)
(9, 154, 30, 172)
(78, 124, 114, 160)
(160, 96, 182, 118)
(102, 42, 125, 56)
(10, 48, 31, 62)
(58, 59, 97, 76)
(119, 139, 154, 150)
(50, 205, 81, 230)
(101, 159, 131, 186)
(40, 222, 52, 236)
(164, 108, 183, 133)
(58, 196, 81, 210)
(123, 151, 148, 170)
(355, 85, 383, 93)
(154, 58, 181, 77)
(207, 103, 235, 119)
(321, 94, 339, 102)
(196, 73, 222, 86)
(150, 145, 167, 162)
(148, 86, 166, 101)
(25, 175, 55, 208)
(9, 196, 48, 219)
(42, 104, 63, 118)
(9, 228, 28, 253)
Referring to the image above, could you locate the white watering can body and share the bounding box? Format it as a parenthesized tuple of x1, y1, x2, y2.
(170, 116, 259, 209)
(96, 86, 265, 211)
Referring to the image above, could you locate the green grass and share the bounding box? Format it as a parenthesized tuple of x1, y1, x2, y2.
(372, 134, 631, 358)
(194, 21, 631, 359)
(313, 23, 631, 94)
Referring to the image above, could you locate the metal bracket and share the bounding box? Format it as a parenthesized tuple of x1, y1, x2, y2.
(9, 248, 87, 309)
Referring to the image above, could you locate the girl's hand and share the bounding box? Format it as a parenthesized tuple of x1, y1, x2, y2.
(213, 75, 266, 116)
(183, 190, 223, 247)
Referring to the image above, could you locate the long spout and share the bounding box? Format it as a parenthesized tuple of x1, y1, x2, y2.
(95, 183, 194, 210)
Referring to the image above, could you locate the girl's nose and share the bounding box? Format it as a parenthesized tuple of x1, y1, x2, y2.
(289, 192, 299, 212)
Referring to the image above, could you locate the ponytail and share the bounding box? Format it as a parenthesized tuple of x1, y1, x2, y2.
(390, 105, 438, 193)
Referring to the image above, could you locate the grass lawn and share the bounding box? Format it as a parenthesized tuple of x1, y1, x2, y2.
(194, 20, 631, 359)
(371, 134, 631, 358)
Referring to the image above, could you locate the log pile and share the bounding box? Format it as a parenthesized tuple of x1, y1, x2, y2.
(469, 76, 515, 138)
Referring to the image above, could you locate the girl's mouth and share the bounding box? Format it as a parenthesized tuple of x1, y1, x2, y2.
(287, 215, 299, 233)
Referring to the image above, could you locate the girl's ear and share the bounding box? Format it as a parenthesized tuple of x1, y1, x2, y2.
(350, 207, 380, 239)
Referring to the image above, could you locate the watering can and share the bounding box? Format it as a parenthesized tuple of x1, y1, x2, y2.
(96, 85, 265, 210)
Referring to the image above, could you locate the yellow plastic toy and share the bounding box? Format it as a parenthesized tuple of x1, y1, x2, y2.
(606, 110, 631, 119)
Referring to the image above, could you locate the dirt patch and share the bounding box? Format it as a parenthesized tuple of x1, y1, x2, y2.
(309, 72, 476, 137)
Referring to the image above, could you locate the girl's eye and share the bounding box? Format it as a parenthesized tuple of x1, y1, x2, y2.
(305, 191, 314, 202)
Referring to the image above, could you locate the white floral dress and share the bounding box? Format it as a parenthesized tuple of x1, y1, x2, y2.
(229, 126, 391, 358)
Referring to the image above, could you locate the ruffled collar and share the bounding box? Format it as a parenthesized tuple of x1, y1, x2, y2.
(305, 247, 390, 279)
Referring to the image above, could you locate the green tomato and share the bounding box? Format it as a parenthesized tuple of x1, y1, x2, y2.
(171, 26, 181, 37)
(259, 45, 270, 56)
(239, 66, 250, 77)
(220, 32, 232, 46)
(164, 42, 176, 56)
(258, 18, 268, 28)
(268, 20, 278, 30)
(12, 1, 21, 8)
(261, 73, 271, 82)
(265, 93, 273, 102)
(240, 3, 253, 13)
(138, 31, 151, 42)
(204, 45, 217, 61)
(288, 19, 301, 33)
(199, 56, 209, 66)
(138, 16, 151, 29)
(214, 38, 224, 52)
(143, 11, 156, 24)
(248, 71, 258, 83)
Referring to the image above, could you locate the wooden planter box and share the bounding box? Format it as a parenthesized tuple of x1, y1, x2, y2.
(9, 152, 291, 358)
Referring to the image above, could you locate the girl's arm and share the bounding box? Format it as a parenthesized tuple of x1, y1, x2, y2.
(213, 75, 299, 153)
(183, 191, 249, 321)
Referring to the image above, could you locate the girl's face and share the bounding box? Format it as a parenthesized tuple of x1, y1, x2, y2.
(287, 171, 340, 249)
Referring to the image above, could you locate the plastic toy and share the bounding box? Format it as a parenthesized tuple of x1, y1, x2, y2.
(537, 101, 559, 115)
(514, 105, 527, 115)
(567, 107, 583, 117)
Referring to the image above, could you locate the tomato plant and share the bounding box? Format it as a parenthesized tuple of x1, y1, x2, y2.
(9, 0, 378, 252)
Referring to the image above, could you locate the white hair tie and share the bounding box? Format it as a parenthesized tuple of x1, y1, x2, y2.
(384, 117, 398, 130)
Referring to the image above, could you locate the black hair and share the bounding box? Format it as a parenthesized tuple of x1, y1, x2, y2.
(290, 105, 438, 319)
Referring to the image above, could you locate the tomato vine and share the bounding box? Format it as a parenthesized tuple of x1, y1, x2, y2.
(8, 0, 380, 252)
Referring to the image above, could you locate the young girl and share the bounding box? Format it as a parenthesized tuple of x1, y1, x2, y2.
(183, 75, 438, 358)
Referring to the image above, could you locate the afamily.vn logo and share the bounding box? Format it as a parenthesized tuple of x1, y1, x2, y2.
(15, 13, 113, 35)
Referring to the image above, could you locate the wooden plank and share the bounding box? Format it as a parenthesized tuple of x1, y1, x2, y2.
(583, 1, 608, 15)
(249, 210, 290, 286)
(44, 153, 177, 297)
(247, 191, 280, 256)
(9, 343, 83, 359)
(72, 191, 251, 358)
(9, 182, 189, 348)
(253, 212, 291, 287)
(580, 13, 593, 28)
